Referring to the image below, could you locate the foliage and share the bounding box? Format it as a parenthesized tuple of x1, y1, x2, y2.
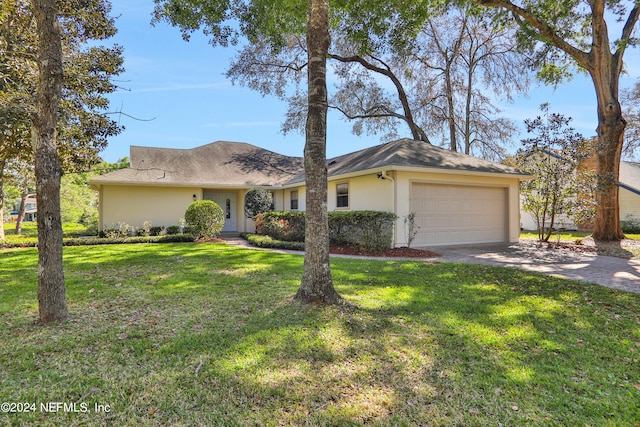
(60, 173, 98, 225)
(0, 243, 639, 425)
(403, 212, 420, 248)
(242, 232, 306, 251)
(328, 210, 396, 251)
(513, 104, 590, 242)
(244, 187, 274, 219)
(184, 200, 225, 239)
(255, 211, 306, 241)
(621, 79, 640, 159)
(226, 4, 527, 160)
(621, 214, 640, 234)
(255, 210, 396, 251)
(475, 0, 639, 240)
(0, 0, 124, 173)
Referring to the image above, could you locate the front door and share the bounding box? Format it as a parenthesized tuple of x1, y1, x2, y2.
(203, 192, 237, 232)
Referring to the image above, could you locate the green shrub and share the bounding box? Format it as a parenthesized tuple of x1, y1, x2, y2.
(254, 211, 306, 241)
(166, 225, 180, 235)
(185, 200, 225, 239)
(621, 215, 640, 234)
(242, 233, 305, 251)
(329, 211, 396, 252)
(0, 234, 196, 249)
(244, 188, 274, 219)
(254, 210, 396, 251)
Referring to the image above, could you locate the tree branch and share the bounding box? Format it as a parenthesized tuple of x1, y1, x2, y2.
(476, 0, 590, 69)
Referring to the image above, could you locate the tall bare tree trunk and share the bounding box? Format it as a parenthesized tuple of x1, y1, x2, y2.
(32, 0, 68, 322)
(295, 0, 341, 305)
(445, 63, 457, 152)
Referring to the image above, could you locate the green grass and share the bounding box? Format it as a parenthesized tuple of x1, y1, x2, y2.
(2, 222, 94, 246)
(520, 230, 592, 242)
(1, 242, 639, 426)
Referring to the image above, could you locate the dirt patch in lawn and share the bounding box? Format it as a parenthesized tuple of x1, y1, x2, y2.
(539, 237, 640, 259)
(329, 245, 439, 258)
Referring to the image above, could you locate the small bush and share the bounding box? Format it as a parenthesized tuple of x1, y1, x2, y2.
(621, 215, 640, 234)
(254, 210, 396, 251)
(242, 233, 305, 251)
(254, 211, 306, 242)
(333, 211, 396, 252)
(185, 200, 225, 239)
(166, 225, 180, 235)
(149, 226, 165, 236)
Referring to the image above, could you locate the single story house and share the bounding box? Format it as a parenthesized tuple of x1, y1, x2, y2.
(9, 194, 37, 222)
(618, 161, 640, 221)
(90, 138, 531, 247)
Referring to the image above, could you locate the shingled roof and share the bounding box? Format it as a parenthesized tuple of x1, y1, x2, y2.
(620, 162, 640, 195)
(92, 139, 528, 188)
(91, 141, 303, 187)
(287, 138, 528, 184)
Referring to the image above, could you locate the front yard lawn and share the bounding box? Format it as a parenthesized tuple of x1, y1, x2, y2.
(1, 242, 639, 426)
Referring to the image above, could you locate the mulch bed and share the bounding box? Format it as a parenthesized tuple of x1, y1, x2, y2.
(329, 245, 440, 258)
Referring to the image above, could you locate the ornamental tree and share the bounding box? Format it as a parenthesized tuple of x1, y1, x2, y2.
(244, 187, 273, 219)
(514, 104, 590, 242)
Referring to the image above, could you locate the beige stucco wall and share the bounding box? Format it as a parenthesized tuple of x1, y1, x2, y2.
(620, 187, 640, 220)
(284, 187, 306, 211)
(99, 185, 251, 233)
(393, 170, 522, 247)
(99, 185, 201, 230)
(327, 173, 394, 212)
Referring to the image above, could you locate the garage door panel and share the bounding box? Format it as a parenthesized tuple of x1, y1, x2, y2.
(410, 183, 506, 246)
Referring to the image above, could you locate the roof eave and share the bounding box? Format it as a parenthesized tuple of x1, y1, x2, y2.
(283, 164, 532, 187)
(89, 180, 285, 190)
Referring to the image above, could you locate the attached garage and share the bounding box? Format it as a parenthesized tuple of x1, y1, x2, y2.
(410, 182, 507, 246)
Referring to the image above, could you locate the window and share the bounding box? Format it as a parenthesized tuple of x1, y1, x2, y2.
(290, 190, 299, 210)
(336, 183, 349, 208)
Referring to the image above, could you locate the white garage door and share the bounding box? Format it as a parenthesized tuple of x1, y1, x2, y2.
(410, 183, 507, 246)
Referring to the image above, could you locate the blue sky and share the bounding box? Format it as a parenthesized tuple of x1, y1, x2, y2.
(99, 0, 640, 163)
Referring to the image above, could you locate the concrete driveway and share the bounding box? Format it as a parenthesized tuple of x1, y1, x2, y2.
(428, 241, 640, 294)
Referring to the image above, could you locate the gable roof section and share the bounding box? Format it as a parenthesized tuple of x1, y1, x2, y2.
(287, 138, 528, 184)
(91, 141, 303, 188)
(620, 162, 640, 195)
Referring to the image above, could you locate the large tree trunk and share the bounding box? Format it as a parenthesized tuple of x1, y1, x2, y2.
(294, 0, 341, 306)
(589, 36, 625, 241)
(32, 0, 68, 323)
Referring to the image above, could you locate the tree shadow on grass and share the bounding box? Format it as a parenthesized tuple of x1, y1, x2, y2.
(2, 244, 639, 426)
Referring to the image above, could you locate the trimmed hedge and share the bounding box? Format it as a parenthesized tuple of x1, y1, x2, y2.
(241, 233, 305, 251)
(254, 210, 397, 251)
(0, 234, 195, 249)
(621, 215, 640, 234)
